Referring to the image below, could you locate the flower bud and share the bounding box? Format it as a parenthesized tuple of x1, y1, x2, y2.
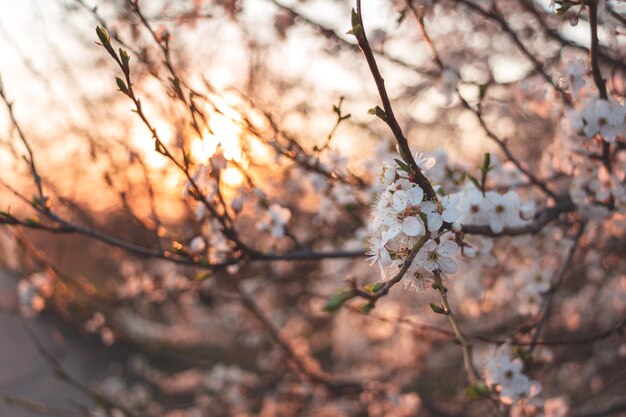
(462, 244, 476, 258)
(520, 201, 536, 220)
(189, 236, 206, 254)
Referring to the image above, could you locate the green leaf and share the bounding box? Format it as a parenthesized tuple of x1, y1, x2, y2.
(515, 346, 531, 363)
(429, 302, 446, 314)
(396, 8, 407, 25)
(555, 1, 571, 15)
(467, 381, 491, 400)
(119, 48, 131, 70)
(357, 301, 376, 314)
(481, 152, 491, 175)
(347, 11, 362, 37)
(467, 174, 480, 190)
(95, 26, 110, 46)
(364, 282, 384, 293)
(195, 272, 212, 281)
(323, 288, 354, 312)
(478, 83, 489, 100)
(351, 9, 360, 27)
(115, 76, 129, 95)
(53, 368, 69, 381)
(394, 158, 410, 172)
(25, 217, 41, 226)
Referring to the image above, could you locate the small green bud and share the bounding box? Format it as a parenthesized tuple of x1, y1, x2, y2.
(467, 174, 480, 190)
(467, 381, 491, 399)
(95, 26, 110, 46)
(368, 105, 387, 121)
(351, 9, 359, 28)
(394, 158, 410, 172)
(364, 282, 384, 293)
(478, 83, 489, 100)
(119, 48, 131, 70)
(481, 152, 491, 175)
(115, 77, 129, 95)
(429, 302, 446, 314)
(357, 301, 376, 314)
(323, 288, 354, 312)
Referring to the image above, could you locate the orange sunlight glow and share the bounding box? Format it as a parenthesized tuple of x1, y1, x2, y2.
(130, 92, 279, 191)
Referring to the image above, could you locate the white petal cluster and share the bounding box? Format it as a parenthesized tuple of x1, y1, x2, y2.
(516, 267, 553, 316)
(256, 203, 292, 238)
(367, 162, 461, 289)
(567, 98, 626, 143)
(484, 342, 541, 405)
(17, 272, 54, 317)
(457, 183, 531, 233)
(565, 58, 586, 100)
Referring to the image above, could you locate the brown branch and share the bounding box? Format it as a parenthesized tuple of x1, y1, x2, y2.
(461, 198, 575, 237)
(0, 76, 46, 203)
(352, 234, 429, 302)
(353, 0, 437, 200)
(238, 288, 365, 393)
(405, 1, 558, 200)
(521, 0, 626, 73)
(528, 221, 586, 352)
(588, 0, 612, 174)
(21, 319, 141, 417)
(447, 0, 572, 106)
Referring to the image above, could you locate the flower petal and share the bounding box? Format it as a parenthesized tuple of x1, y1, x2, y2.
(401, 216, 424, 237)
(385, 223, 402, 240)
(393, 191, 408, 212)
(438, 240, 459, 257)
(427, 212, 443, 232)
(438, 257, 458, 274)
(407, 186, 424, 206)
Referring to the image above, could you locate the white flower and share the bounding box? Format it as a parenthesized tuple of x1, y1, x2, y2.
(484, 342, 542, 405)
(189, 236, 206, 254)
(565, 58, 586, 100)
(521, 269, 552, 293)
(414, 239, 459, 274)
(520, 200, 536, 220)
(414, 152, 436, 171)
(458, 186, 489, 225)
(569, 99, 625, 143)
(437, 69, 458, 106)
(256, 203, 292, 238)
(518, 288, 542, 316)
(485, 191, 521, 233)
(378, 162, 397, 188)
(366, 234, 392, 277)
(440, 193, 461, 223)
(388, 187, 426, 237)
(403, 263, 434, 292)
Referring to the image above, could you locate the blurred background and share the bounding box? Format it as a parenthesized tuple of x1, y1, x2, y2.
(0, 0, 625, 416)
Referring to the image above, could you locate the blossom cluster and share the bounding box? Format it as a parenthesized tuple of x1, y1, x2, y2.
(457, 183, 533, 234)
(484, 342, 541, 405)
(366, 154, 537, 290)
(366, 160, 461, 289)
(567, 98, 626, 143)
(17, 271, 53, 317)
(515, 267, 553, 316)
